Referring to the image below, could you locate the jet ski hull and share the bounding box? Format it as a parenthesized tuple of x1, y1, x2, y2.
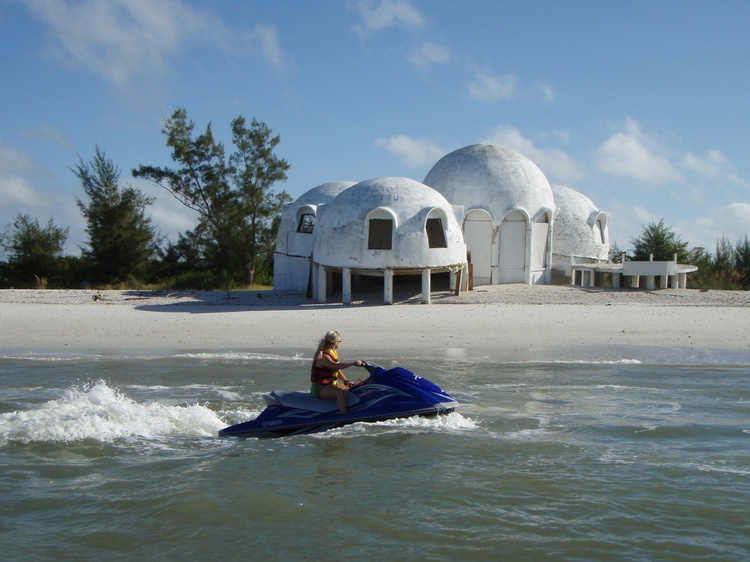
(219, 364, 457, 438)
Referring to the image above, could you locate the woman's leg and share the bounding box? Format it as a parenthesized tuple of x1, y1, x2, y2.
(318, 386, 348, 414)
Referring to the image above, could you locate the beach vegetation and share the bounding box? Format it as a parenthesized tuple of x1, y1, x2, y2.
(630, 219, 689, 262)
(133, 108, 291, 288)
(622, 221, 749, 290)
(74, 146, 159, 285)
(0, 214, 69, 288)
(734, 235, 750, 290)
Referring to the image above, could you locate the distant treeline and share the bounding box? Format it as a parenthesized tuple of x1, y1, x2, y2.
(1, 109, 291, 291)
(1, 109, 748, 291)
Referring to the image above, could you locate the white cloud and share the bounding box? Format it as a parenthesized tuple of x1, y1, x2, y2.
(672, 202, 750, 250)
(0, 142, 35, 173)
(375, 134, 446, 167)
(482, 125, 583, 184)
(603, 202, 660, 249)
(22, 0, 286, 96)
(540, 83, 556, 103)
(253, 24, 285, 69)
(593, 119, 682, 185)
(408, 41, 451, 67)
(469, 72, 517, 102)
(19, 123, 76, 151)
(682, 149, 748, 187)
(351, 0, 424, 37)
(0, 175, 47, 209)
(722, 202, 750, 230)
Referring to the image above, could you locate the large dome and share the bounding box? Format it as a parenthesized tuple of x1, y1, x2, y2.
(423, 144, 554, 221)
(551, 184, 609, 260)
(312, 177, 465, 270)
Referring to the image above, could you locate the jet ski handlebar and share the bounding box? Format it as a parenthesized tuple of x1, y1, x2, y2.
(361, 361, 382, 375)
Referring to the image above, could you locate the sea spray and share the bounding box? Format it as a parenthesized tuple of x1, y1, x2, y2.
(0, 379, 228, 445)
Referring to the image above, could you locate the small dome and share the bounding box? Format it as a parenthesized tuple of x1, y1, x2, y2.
(313, 177, 465, 270)
(275, 181, 356, 255)
(551, 184, 609, 260)
(424, 144, 554, 222)
(292, 181, 355, 207)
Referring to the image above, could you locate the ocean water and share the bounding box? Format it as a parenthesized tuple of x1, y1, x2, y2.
(1, 347, 749, 561)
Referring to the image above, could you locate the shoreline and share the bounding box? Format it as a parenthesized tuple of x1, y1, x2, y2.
(1, 286, 749, 362)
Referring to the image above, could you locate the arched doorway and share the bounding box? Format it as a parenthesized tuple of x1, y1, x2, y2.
(463, 209, 493, 285)
(498, 210, 526, 283)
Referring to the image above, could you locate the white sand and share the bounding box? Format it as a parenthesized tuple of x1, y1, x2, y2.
(1, 286, 748, 358)
(0, 285, 750, 356)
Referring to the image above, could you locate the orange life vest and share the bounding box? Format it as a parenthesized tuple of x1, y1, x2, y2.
(311, 349, 340, 386)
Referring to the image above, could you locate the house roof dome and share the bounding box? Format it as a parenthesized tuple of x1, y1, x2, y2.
(551, 184, 609, 260)
(292, 181, 356, 207)
(423, 144, 554, 221)
(313, 176, 465, 269)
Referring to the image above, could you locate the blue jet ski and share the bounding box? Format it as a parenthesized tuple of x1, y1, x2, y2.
(218, 362, 457, 438)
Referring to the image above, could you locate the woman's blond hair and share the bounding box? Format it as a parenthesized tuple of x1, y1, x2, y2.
(314, 330, 341, 362)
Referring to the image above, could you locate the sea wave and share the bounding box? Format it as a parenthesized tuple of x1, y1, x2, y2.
(0, 380, 232, 446)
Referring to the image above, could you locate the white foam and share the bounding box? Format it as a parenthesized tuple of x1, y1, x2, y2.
(173, 352, 305, 362)
(0, 380, 228, 445)
(313, 412, 478, 438)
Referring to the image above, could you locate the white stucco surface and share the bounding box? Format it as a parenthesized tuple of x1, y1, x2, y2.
(274, 181, 356, 293)
(423, 144, 555, 222)
(311, 177, 465, 271)
(275, 181, 356, 257)
(551, 184, 609, 261)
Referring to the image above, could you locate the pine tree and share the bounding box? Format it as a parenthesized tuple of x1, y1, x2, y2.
(2, 214, 68, 286)
(74, 146, 157, 284)
(630, 220, 689, 262)
(133, 109, 291, 285)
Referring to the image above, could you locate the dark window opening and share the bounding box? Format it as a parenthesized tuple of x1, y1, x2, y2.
(368, 219, 393, 249)
(426, 217, 447, 248)
(297, 213, 315, 234)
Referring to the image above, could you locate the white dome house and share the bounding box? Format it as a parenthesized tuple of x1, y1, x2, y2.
(273, 181, 355, 294)
(550, 184, 610, 284)
(311, 177, 467, 304)
(424, 144, 556, 285)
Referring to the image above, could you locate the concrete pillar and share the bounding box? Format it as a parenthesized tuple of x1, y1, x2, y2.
(660, 274, 669, 289)
(342, 268, 352, 305)
(422, 269, 431, 304)
(316, 266, 327, 303)
(644, 276, 655, 291)
(631, 275, 640, 289)
(384, 269, 394, 305)
(679, 272, 687, 289)
(449, 269, 456, 291)
(612, 272, 621, 288)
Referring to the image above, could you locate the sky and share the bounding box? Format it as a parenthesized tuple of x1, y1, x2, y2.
(2, 0, 749, 257)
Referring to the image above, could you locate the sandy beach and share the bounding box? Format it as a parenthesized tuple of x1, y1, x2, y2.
(1, 284, 748, 359)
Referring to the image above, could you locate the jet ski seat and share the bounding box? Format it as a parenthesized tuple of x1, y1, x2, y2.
(264, 390, 361, 413)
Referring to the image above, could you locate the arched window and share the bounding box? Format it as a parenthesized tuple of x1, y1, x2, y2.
(426, 218, 447, 248)
(367, 209, 395, 250)
(595, 219, 606, 244)
(425, 209, 448, 249)
(296, 205, 316, 234)
(591, 212, 608, 245)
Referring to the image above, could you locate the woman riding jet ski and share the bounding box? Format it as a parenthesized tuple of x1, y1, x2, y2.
(218, 361, 458, 438)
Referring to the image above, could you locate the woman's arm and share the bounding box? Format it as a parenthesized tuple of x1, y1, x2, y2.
(316, 355, 363, 371)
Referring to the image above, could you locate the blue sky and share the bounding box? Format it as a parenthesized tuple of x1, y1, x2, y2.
(2, 0, 749, 256)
